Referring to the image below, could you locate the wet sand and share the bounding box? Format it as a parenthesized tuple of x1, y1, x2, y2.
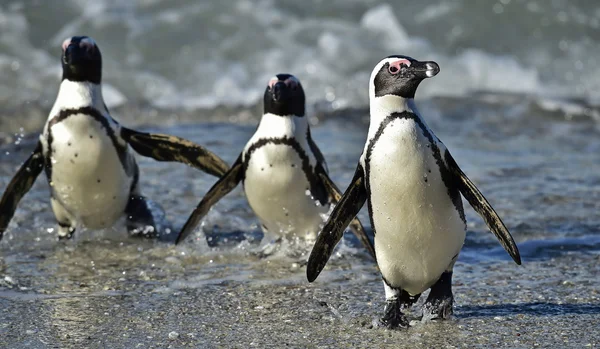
(1, 241, 599, 348)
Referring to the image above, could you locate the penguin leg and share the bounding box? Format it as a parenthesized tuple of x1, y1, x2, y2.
(50, 197, 76, 239)
(421, 257, 457, 321)
(378, 280, 421, 329)
(255, 225, 282, 257)
(125, 182, 157, 238)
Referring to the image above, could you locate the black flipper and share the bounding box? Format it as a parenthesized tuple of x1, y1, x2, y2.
(0, 141, 44, 240)
(315, 164, 375, 259)
(307, 164, 368, 282)
(120, 127, 229, 178)
(444, 150, 521, 265)
(125, 194, 157, 238)
(175, 155, 244, 244)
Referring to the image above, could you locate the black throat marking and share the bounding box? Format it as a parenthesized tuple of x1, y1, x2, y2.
(364, 111, 465, 237)
(242, 136, 328, 206)
(45, 106, 131, 182)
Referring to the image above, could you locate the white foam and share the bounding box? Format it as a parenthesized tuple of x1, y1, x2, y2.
(0, 1, 598, 112)
(360, 3, 410, 47)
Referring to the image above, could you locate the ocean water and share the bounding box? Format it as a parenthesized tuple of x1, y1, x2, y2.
(1, 1, 600, 348)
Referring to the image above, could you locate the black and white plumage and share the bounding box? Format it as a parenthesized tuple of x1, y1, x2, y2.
(0, 36, 229, 240)
(307, 56, 521, 329)
(175, 74, 375, 258)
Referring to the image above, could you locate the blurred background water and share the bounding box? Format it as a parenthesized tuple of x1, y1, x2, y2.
(1, 1, 599, 347)
(1, 0, 599, 112)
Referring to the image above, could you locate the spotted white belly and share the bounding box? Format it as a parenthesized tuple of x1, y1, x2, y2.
(244, 143, 327, 239)
(47, 114, 133, 229)
(367, 118, 465, 295)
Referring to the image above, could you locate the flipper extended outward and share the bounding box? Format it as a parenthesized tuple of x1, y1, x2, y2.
(444, 150, 521, 265)
(307, 164, 368, 282)
(0, 141, 45, 240)
(315, 164, 375, 259)
(175, 156, 244, 244)
(120, 127, 229, 178)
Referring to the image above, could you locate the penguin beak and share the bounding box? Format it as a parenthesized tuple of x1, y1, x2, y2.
(409, 61, 440, 79)
(63, 44, 85, 66)
(271, 81, 289, 103)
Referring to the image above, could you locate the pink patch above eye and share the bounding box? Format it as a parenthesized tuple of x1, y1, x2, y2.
(61, 38, 71, 51)
(268, 78, 278, 88)
(388, 59, 411, 74)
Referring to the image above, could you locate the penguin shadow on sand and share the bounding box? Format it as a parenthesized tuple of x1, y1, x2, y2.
(456, 302, 600, 319)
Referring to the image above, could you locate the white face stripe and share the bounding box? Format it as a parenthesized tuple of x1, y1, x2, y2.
(369, 57, 412, 99)
(61, 37, 97, 51)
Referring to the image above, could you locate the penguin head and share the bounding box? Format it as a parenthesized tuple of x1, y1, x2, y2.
(263, 74, 305, 116)
(369, 55, 439, 99)
(61, 36, 102, 84)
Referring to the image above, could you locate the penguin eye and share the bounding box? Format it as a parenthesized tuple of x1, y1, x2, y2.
(388, 65, 403, 75)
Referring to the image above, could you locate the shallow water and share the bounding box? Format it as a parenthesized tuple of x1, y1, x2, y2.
(2, 96, 600, 347)
(2, 0, 600, 347)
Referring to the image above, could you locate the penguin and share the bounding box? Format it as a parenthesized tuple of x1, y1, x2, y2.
(306, 56, 521, 329)
(175, 74, 375, 258)
(0, 36, 229, 240)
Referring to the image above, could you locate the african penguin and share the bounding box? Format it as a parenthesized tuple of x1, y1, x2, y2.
(307, 56, 521, 329)
(175, 74, 375, 258)
(0, 36, 229, 241)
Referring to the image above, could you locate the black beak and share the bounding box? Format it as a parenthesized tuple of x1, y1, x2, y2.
(63, 44, 84, 65)
(409, 61, 440, 79)
(271, 81, 288, 103)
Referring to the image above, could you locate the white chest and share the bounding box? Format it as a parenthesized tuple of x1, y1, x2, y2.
(365, 117, 465, 294)
(45, 113, 133, 228)
(243, 142, 327, 239)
